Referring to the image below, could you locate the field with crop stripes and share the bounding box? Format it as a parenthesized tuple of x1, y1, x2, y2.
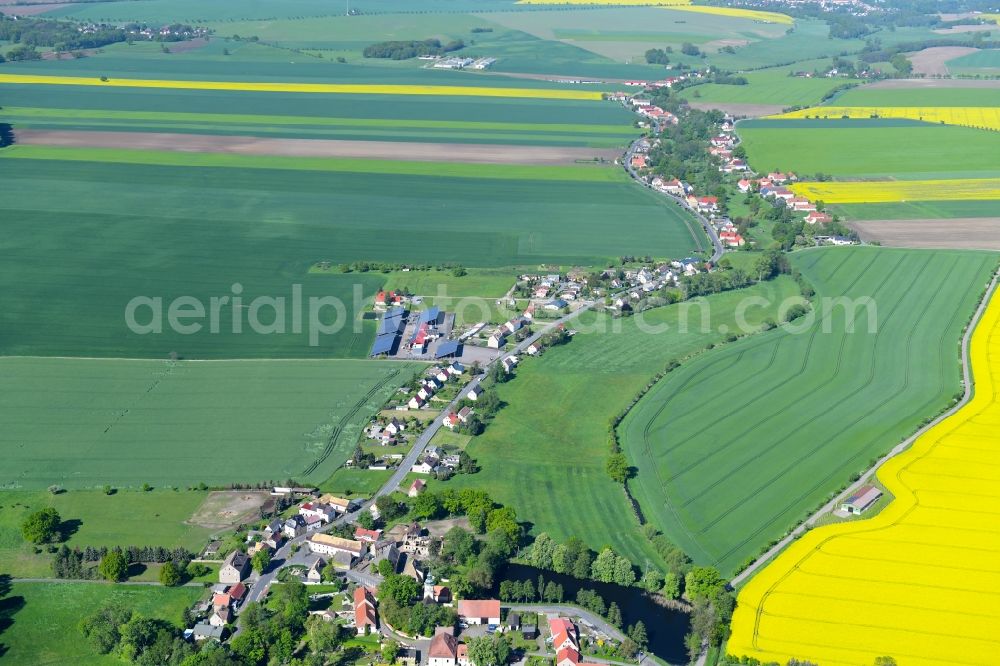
(445, 277, 800, 568)
(619, 247, 998, 575)
(729, 282, 1000, 666)
(1, 106, 637, 147)
(737, 119, 1000, 178)
(790, 178, 1000, 204)
(0, 152, 703, 359)
(0, 357, 421, 489)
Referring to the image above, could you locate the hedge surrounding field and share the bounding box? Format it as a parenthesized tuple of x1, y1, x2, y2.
(0, 582, 202, 666)
(0, 358, 420, 489)
(620, 246, 998, 575)
(738, 119, 1000, 178)
(446, 275, 800, 567)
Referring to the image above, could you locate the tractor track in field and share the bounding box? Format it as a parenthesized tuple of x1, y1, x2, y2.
(704, 255, 938, 561)
(716, 254, 986, 567)
(300, 368, 401, 477)
(681, 253, 912, 516)
(736, 262, 1000, 592)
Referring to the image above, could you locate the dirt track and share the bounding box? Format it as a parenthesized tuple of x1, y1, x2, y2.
(851, 218, 1000, 250)
(868, 78, 1000, 89)
(14, 129, 623, 165)
(905, 46, 980, 76)
(687, 102, 785, 117)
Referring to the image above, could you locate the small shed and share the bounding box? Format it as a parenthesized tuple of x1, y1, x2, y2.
(840, 485, 883, 516)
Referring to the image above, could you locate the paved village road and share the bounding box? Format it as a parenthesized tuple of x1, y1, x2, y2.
(622, 121, 724, 263)
(239, 301, 604, 618)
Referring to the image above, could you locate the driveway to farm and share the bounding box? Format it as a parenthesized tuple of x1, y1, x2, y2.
(731, 267, 1000, 588)
(14, 129, 622, 166)
(622, 123, 723, 263)
(238, 302, 603, 616)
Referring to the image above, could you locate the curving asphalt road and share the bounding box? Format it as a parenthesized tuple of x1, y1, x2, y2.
(239, 302, 606, 616)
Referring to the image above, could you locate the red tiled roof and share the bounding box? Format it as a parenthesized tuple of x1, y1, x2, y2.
(229, 582, 246, 601)
(557, 647, 581, 665)
(429, 630, 459, 659)
(549, 617, 576, 637)
(353, 586, 377, 629)
(457, 599, 501, 620)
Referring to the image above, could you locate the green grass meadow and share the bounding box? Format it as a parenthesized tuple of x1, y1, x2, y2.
(832, 200, 1000, 221)
(0, 582, 203, 666)
(619, 247, 998, 575)
(0, 489, 213, 578)
(0, 358, 420, 489)
(738, 118, 1000, 179)
(446, 275, 800, 568)
(683, 68, 854, 108)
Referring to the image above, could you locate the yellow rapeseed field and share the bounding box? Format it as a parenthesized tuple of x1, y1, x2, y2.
(513, 0, 794, 22)
(773, 105, 1000, 132)
(789, 178, 1000, 204)
(661, 5, 793, 23)
(0, 73, 604, 101)
(516, 0, 690, 5)
(729, 286, 1000, 666)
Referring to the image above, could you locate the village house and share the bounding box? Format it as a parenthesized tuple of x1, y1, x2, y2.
(307, 533, 367, 561)
(424, 576, 452, 603)
(283, 515, 308, 539)
(737, 178, 753, 193)
(447, 361, 465, 376)
(307, 557, 326, 583)
(354, 527, 383, 543)
(526, 341, 541, 355)
(354, 586, 379, 635)
(457, 599, 501, 625)
(299, 501, 338, 523)
(408, 394, 427, 410)
(466, 385, 484, 401)
(219, 551, 250, 584)
(209, 606, 232, 628)
(193, 623, 224, 641)
(318, 494, 358, 514)
(428, 628, 468, 666)
(409, 478, 427, 497)
(444, 412, 460, 429)
(487, 333, 506, 349)
(557, 647, 582, 666)
(549, 617, 579, 650)
(804, 211, 833, 225)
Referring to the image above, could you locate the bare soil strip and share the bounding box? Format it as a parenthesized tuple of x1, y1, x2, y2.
(905, 46, 980, 76)
(933, 24, 996, 34)
(14, 129, 624, 165)
(0, 3, 66, 15)
(851, 218, 1000, 250)
(867, 78, 1000, 89)
(687, 102, 786, 117)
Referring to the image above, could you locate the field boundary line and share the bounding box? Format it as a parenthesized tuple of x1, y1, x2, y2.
(731, 262, 1000, 588)
(0, 355, 424, 363)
